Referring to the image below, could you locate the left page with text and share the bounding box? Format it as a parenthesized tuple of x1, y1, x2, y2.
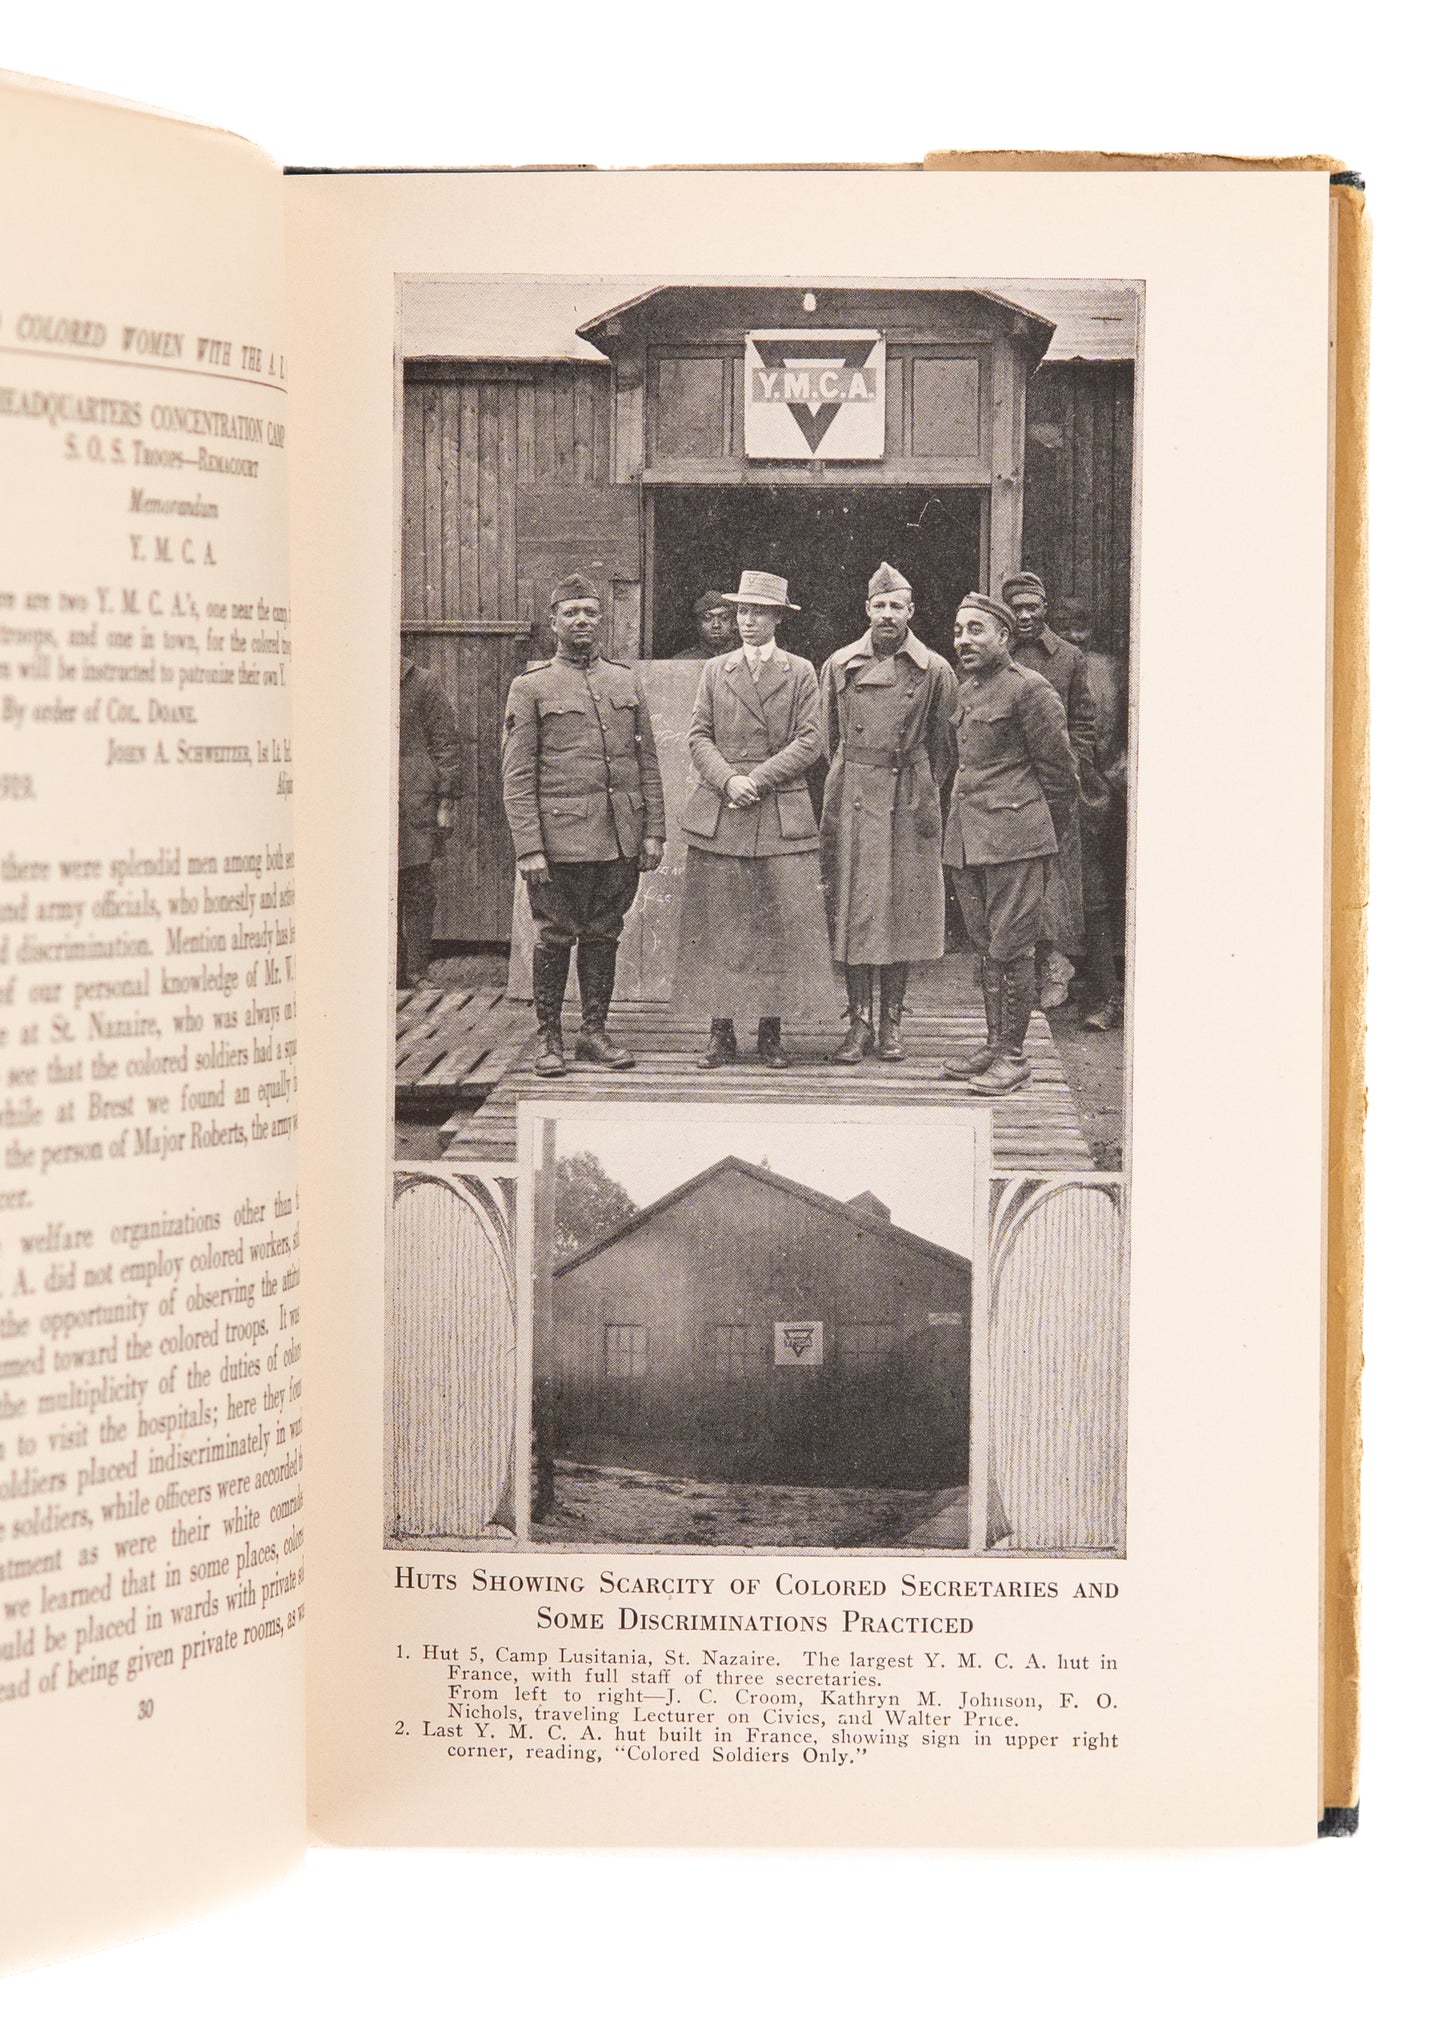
(0, 75, 303, 1970)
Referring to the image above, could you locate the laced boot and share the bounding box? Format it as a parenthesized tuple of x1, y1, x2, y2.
(877, 964, 908, 1061)
(944, 959, 1003, 1080)
(757, 1018, 790, 1069)
(832, 965, 875, 1065)
(573, 939, 635, 1069)
(697, 1019, 739, 1070)
(531, 944, 570, 1078)
(965, 954, 1033, 1095)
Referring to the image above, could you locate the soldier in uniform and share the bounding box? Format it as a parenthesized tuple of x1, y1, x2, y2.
(676, 590, 740, 660)
(819, 562, 957, 1063)
(942, 593, 1079, 1095)
(397, 652, 461, 987)
(1000, 570, 1096, 1008)
(1055, 594, 1127, 1030)
(672, 570, 836, 1069)
(501, 574, 665, 1078)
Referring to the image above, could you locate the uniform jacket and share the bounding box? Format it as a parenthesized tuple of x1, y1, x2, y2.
(943, 660, 1079, 870)
(682, 646, 824, 857)
(398, 659, 462, 871)
(501, 652, 666, 865)
(1013, 626, 1098, 768)
(818, 629, 957, 963)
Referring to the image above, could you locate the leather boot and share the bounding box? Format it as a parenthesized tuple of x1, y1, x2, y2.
(573, 940, 635, 1069)
(531, 944, 570, 1078)
(965, 954, 1033, 1095)
(757, 1018, 789, 1069)
(877, 963, 908, 1061)
(944, 959, 1002, 1080)
(832, 965, 875, 1065)
(697, 1019, 738, 1070)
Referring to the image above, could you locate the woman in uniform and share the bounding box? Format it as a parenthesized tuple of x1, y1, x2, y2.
(671, 570, 836, 1069)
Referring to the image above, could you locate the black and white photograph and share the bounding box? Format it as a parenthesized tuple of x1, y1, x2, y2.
(386, 271, 1137, 1556)
(391, 275, 1135, 1172)
(526, 1105, 988, 1551)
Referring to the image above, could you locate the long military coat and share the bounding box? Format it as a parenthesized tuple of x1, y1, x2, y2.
(681, 646, 824, 857)
(1008, 626, 1094, 955)
(818, 629, 957, 964)
(1013, 625, 1097, 766)
(398, 659, 461, 871)
(501, 652, 665, 865)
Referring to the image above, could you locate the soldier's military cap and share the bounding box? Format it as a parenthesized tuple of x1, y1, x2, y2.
(955, 591, 1017, 635)
(867, 561, 912, 597)
(1000, 570, 1048, 603)
(549, 573, 603, 607)
(693, 590, 732, 616)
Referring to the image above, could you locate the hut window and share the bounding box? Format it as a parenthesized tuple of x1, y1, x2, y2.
(909, 354, 982, 460)
(652, 354, 730, 462)
(838, 1323, 896, 1371)
(603, 1323, 649, 1382)
(711, 1324, 764, 1384)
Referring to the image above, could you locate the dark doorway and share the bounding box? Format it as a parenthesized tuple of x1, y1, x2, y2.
(648, 486, 985, 665)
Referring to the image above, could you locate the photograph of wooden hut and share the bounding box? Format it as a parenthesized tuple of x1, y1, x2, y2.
(528, 1105, 987, 1550)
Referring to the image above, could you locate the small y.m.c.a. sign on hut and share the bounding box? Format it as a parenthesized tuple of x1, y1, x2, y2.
(542, 1156, 971, 1492)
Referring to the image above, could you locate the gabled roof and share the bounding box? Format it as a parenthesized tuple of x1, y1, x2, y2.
(554, 1154, 969, 1278)
(400, 278, 1137, 366)
(575, 283, 1055, 366)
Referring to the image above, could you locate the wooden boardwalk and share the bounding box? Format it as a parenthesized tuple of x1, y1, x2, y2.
(403, 984, 1094, 1172)
(395, 984, 536, 1101)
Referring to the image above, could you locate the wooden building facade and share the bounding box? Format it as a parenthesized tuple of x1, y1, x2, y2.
(401, 283, 1136, 947)
(544, 1156, 972, 1491)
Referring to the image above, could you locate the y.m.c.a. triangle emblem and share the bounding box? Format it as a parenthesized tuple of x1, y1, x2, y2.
(744, 330, 885, 461)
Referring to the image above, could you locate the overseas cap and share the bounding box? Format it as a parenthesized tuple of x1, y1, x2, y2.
(693, 590, 732, 617)
(955, 591, 1017, 635)
(867, 561, 912, 598)
(1000, 570, 1048, 604)
(550, 573, 603, 607)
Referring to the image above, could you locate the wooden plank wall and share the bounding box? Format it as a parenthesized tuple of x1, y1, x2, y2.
(988, 1178, 1126, 1551)
(389, 1174, 516, 1540)
(401, 362, 615, 943)
(1022, 361, 1135, 656)
(549, 1172, 971, 1487)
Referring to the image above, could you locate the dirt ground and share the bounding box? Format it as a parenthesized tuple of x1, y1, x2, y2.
(533, 1458, 947, 1550)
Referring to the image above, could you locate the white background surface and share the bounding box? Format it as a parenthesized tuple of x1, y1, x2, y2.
(3, 1, 1437, 2015)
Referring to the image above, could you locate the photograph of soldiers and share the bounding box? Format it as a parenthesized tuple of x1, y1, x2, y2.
(1000, 570, 1094, 1010)
(500, 574, 666, 1077)
(943, 592, 1079, 1095)
(671, 570, 837, 1069)
(675, 589, 740, 660)
(1054, 594, 1127, 1031)
(397, 652, 461, 988)
(819, 561, 957, 1063)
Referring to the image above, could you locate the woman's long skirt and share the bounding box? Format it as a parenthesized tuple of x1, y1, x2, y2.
(671, 847, 838, 1028)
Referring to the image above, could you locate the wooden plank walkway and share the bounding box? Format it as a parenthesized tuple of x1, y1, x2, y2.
(395, 985, 535, 1100)
(434, 998, 1093, 1171)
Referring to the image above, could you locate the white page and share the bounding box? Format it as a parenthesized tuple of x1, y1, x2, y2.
(0, 77, 303, 1968)
(288, 165, 1328, 1847)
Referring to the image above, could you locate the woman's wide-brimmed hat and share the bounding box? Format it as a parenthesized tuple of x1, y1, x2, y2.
(721, 569, 801, 612)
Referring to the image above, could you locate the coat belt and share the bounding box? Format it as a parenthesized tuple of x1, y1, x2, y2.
(842, 738, 918, 770)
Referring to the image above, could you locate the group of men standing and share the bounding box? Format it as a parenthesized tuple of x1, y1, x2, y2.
(402, 558, 1124, 1098)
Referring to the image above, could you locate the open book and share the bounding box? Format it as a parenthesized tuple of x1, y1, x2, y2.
(0, 74, 1366, 1970)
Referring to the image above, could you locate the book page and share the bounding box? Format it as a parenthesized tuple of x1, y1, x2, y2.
(0, 77, 302, 1967)
(287, 166, 1328, 1847)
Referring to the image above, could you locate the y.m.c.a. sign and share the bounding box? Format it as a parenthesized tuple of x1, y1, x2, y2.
(743, 329, 885, 460)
